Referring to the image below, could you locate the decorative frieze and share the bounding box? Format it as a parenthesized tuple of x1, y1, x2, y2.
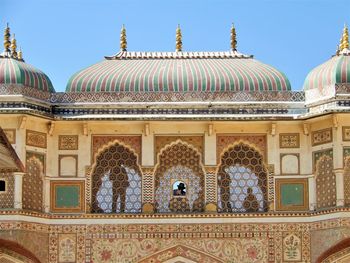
(59, 135, 78, 150)
(279, 133, 300, 148)
(26, 130, 47, 148)
(311, 128, 332, 146)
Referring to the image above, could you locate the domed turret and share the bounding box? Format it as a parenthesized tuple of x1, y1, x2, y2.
(0, 24, 54, 92)
(66, 25, 291, 93)
(303, 25, 350, 103)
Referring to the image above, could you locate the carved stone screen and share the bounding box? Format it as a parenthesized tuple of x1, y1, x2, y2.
(316, 155, 336, 209)
(217, 142, 268, 212)
(91, 142, 142, 213)
(154, 141, 205, 213)
(0, 171, 14, 209)
(23, 156, 43, 211)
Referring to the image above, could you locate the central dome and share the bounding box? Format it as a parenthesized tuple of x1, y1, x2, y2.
(66, 51, 291, 93)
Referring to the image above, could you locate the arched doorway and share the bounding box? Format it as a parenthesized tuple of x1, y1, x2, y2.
(154, 141, 205, 213)
(90, 141, 142, 213)
(317, 238, 350, 263)
(217, 142, 268, 213)
(0, 239, 41, 263)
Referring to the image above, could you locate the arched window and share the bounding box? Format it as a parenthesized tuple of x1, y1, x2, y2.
(217, 142, 268, 213)
(91, 142, 142, 213)
(23, 156, 43, 212)
(154, 141, 205, 213)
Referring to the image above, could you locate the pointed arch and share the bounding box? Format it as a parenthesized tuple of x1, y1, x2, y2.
(317, 238, 350, 263)
(315, 154, 336, 209)
(90, 140, 142, 213)
(217, 141, 268, 213)
(23, 155, 44, 212)
(0, 239, 41, 263)
(154, 139, 206, 213)
(137, 244, 224, 263)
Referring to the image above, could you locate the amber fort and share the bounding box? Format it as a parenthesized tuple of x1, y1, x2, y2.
(1, 23, 350, 262)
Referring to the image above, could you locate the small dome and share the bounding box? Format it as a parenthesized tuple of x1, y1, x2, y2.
(303, 54, 350, 91)
(66, 51, 291, 93)
(0, 57, 54, 92)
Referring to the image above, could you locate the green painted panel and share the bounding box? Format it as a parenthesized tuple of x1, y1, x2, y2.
(281, 183, 304, 206)
(55, 185, 80, 208)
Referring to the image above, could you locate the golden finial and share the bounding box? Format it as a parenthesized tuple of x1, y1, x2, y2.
(175, 24, 182, 52)
(341, 24, 349, 51)
(120, 24, 127, 51)
(3, 23, 11, 52)
(11, 33, 17, 58)
(230, 23, 237, 51)
(18, 47, 22, 60)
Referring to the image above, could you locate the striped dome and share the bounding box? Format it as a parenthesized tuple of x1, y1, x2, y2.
(66, 51, 291, 92)
(303, 54, 350, 91)
(0, 57, 54, 92)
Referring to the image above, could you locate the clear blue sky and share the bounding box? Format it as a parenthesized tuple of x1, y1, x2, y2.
(1, 0, 349, 91)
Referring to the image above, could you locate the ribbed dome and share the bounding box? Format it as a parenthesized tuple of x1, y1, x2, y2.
(303, 54, 350, 92)
(0, 57, 54, 92)
(66, 51, 291, 92)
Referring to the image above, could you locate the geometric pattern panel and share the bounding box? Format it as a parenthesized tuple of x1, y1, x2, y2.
(205, 166, 217, 204)
(344, 151, 350, 206)
(91, 142, 142, 213)
(50, 181, 85, 213)
(275, 179, 309, 211)
(58, 135, 78, 150)
(26, 130, 47, 148)
(0, 171, 14, 209)
(315, 155, 336, 209)
(217, 142, 268, 212)
(311, 128, 332, 146)
(23, 153, 44, 211)
(155, 135, 204, 162)
(154, 141, 205, 213)
(91, 135, 142, 164)
(141, 167, 153, 204)
(216, 134, 266, 163)
(279, 133, 300, 148)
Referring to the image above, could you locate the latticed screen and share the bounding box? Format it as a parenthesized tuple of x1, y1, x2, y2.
(217, 143, 267, 212)
(23, 157, 43, 211)
(0, 172, 14, 209)
(91, 143, 142, 213)
(316, 155, 336, 209)
(154, 142, 205, 213)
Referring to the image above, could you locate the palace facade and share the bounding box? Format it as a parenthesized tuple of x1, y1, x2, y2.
(0, 23, 350, 262)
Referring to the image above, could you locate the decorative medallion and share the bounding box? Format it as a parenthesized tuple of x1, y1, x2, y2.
(26, 130, 47, 148)
(59, 135, 78, 150)
(311, 128, 332, 146)
(279, 133, 300, 148)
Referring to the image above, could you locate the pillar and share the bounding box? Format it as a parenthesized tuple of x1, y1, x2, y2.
(13, 172, 24, 209)
(335, 169, 345, 207)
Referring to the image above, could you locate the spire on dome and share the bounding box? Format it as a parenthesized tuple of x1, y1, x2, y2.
(3, 23, 11, 54)
(120, 24, 127, 51)
(18, 47, 23, 61)
(175, 24, 182, 52)
(340, 24, 349, 52)
(11, 33, 17, 58)
(230, 23, 237, 51)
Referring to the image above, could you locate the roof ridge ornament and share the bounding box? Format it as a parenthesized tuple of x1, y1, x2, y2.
(120, 24, 127, 52)
(3, 23, 11, 55)
(11, 33, 17, 59)
(230, 23, 237, 51)
(175, 24, 182, 52)
(339, 24, 349, 55)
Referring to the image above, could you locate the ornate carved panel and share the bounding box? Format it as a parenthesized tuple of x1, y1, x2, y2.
(311, 128, 332, 146)
(58, 233, 77, 263)
(313, 149, 333, 172)
(26, 130, 47, 148)
(91, 142, 142, 213)
(59, 155, 78, 177)
(91, 135, 141, 164)
(275, 179, 309, 211)
(344, 154, 350, 206)
(217, 142, 268, 213)
(280, 153, 300, 175)
(279, 133, 300, 148)
(216, 134, 266, 164)
(51, 181, 85, 213)
(342, 126, 350, 141)
(315, 155, 336, 209)
(0, 171, 14, 209)
(59, 135, 78, 150)
(23, 153, 44, 211)
(154, 141, 205, 213)
(155, 135, 204, 161)
(282, 232, 302, 262)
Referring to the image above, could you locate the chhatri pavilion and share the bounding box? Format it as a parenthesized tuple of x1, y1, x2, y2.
(0, 22, 350, 262)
